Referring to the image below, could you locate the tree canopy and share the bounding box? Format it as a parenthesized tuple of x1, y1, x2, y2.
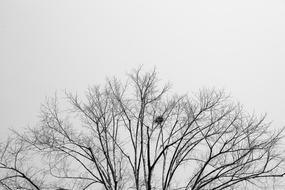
(1, 68, 285, 190)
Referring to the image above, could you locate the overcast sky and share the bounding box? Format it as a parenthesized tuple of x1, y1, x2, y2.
(1, 0, 285, 139)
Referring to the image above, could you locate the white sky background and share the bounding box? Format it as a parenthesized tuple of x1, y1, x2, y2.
(1, 0, 285, 140)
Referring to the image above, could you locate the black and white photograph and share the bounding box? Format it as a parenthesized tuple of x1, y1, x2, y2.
(1, 1, 285, 189)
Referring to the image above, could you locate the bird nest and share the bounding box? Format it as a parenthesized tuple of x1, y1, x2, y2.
(154, 116, 164, 124)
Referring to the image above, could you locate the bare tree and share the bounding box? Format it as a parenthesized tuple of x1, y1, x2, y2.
(1, 68, 285, 190)
(0, 137, 45, 190)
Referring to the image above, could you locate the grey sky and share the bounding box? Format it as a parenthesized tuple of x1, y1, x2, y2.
(1, 0, 285, 139)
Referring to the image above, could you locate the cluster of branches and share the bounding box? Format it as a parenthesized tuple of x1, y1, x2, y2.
(0, 68, 285, 190)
